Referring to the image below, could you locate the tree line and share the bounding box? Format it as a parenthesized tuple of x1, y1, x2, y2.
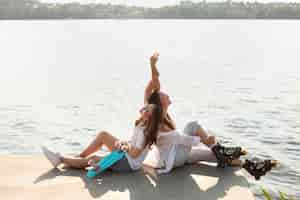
(1, 0, 300, 19)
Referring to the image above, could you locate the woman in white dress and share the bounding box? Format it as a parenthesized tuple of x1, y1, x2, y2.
(42, 102, 164, 174)
(145, 52, 278, 180)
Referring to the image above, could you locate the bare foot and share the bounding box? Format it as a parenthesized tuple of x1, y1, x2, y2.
(240, 149, 247, 156)
(203, 136, 216, 146)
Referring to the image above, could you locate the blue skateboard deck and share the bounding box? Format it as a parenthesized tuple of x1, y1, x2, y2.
(87, 150, 125, 178)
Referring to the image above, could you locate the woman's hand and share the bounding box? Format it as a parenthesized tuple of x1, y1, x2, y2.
(120, 144, 130, 152)
(114, 141, 130, 152)
(150, 52, 159, 67)
(114, 141, 125, 150)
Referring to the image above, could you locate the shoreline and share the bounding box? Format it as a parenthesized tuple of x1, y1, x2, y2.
(1, 18, 300, 21)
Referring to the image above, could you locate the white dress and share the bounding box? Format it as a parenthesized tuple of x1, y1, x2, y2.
(150, 129, 200, 174)
(125, 125, 150, 170)
(143, 121, 217, 174)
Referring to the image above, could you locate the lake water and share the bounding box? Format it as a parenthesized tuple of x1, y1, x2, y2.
(0, 20, 299, 199)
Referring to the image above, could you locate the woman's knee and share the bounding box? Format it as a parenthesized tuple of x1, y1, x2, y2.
(97, 130, 109, 139)
(183, 121, 202, 136)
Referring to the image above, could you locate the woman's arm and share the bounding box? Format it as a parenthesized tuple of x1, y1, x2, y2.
(144, 80, 154, 104)
(144, 53, 161, 104)
(127, 145, 143, 158)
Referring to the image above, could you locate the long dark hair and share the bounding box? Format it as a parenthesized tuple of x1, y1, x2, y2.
(135, 90, 163, 148)
(135, 90, 176, 148)
(148, 90, 176, 131)
(144, 103, 163, 147)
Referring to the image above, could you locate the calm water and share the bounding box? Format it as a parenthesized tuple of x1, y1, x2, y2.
(0, 20, 299, 199)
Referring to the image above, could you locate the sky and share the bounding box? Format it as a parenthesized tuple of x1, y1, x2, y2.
(40, 0, 300, 8)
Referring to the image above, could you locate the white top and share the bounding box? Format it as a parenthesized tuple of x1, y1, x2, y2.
(125, 125, 150, 170)
(154, 129, 201, 174)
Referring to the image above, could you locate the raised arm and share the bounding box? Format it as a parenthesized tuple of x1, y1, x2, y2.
(144, 53, 161, 104)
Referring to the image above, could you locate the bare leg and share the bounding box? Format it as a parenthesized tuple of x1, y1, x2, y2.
(43, 131, 119, 169)
(194, 127, 247, 156)
(61, 155, 102, 169)
(229, 159, 242, 167)
(194, 126, 209, 139)
(183, 121, 216, 147)
(184, 122, 246, 167)
(79, 131, 119, 157)
(194, 127, 216, 147)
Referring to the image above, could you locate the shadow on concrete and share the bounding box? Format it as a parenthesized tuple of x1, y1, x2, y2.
(34, 163, 249, 200)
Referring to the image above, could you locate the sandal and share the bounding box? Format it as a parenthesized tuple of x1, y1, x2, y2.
(242, 158, 278, 180)
(212, 143, 247, 168)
